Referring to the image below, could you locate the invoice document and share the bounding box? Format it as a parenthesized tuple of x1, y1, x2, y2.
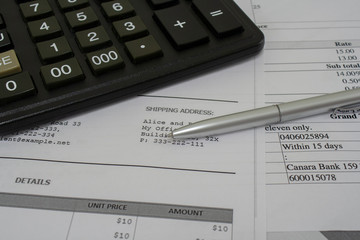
(0, 1, 265, 239)
(252, 0, 360, 232)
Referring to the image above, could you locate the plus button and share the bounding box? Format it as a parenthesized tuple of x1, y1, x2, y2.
(174, 20, 186, 28)
(153, 5, 209, 49)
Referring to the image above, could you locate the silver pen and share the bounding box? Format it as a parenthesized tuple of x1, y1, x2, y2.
(171, 88, 360, 139)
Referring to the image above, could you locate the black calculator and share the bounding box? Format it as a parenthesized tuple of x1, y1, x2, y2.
(0, 0, 264, 133)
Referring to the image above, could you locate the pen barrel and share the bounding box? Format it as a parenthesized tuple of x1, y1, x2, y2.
(172, 88, 360, 138)
(173, 105, 280, 138)
(279, 88, 360, 121)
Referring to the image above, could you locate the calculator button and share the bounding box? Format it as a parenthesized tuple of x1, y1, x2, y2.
(113, 16, 148, 41)
(0, 30, 13, 51)
(101, 0, 135, 20)
(154, 5, 208, 49)
(148, 0, 179, 9)
(57, 0, 89, 11)
(27, 16, 63, 41)
(0, 50, 22, 78)
(65, 6, 99, 31)
(36, 36, 73, 63)
(0, 14, 5, 28)
(86, 46, 124, 74)
(40, 58, 84, 89)
(192, 0, 244, 37)
(0, 71, 36, 104)
(75, 26, 111, 52)
(19, 0, 53, 21)
(125, 35, 163, 63)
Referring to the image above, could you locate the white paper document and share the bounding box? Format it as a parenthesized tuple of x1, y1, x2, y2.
(252, 0, 360, 232)
(0, 65, 259, 239)
(0, 1, 264, 239)
(2, 0, 360, 239)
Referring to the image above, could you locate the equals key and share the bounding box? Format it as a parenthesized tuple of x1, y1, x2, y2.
(192, 0, 244, 37)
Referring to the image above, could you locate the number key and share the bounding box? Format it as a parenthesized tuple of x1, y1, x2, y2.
(101, 0, 135, 20)
(65, 6, 99, 31)
(36, 36, 73, 63)
(86, 46, 124, 74)
(27, 16, 63, 41)
(57, 0, 89, 11)
(113, 16, 148, 41)
(40, 58, 84, 89)
(20, 0, 53, 20)
(0, 72, 36, 104)
(75, 26, 111, 52)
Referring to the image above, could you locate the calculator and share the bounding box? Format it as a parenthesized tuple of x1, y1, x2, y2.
(0, 0, 264, 133)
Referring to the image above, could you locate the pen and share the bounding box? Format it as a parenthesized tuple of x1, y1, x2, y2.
(170, 88, 360, 139)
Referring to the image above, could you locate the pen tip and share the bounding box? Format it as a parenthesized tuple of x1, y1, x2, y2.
(168, 132, 174, 138)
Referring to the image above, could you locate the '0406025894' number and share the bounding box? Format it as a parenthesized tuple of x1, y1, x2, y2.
(279, 133, 329, 140)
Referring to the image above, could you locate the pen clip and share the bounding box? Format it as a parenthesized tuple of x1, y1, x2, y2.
(333, 102, 360, 114)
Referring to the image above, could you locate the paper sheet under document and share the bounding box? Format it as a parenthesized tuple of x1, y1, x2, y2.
(252, 0, 360, 232)
(0, 1, 265, 239)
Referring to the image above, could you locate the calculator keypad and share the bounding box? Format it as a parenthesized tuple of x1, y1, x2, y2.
(0, 0, 264, 133)
(0, 0, 250, 96)
(0, 14, 36, 105)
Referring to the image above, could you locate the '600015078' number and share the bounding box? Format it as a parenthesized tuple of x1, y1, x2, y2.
(288, 174, 336, 182)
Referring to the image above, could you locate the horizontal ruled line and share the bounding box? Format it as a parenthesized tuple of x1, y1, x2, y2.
(0, 156, 235, 175)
